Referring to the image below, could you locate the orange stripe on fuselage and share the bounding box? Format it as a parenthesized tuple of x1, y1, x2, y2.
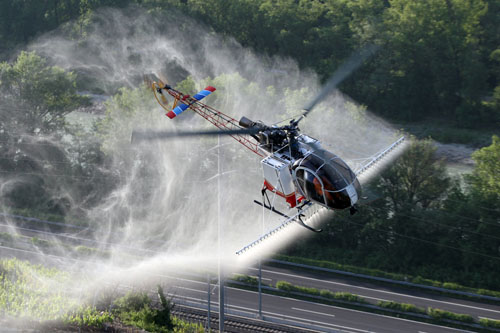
(263, 180, 297, 208)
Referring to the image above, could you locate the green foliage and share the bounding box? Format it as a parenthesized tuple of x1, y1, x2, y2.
(0, 51, 89, 134)
(479, 318, 500, 329)
(375, 139, 450, 211)
(320, 290, 368, 304)
(275, 253, 500, 298)
(139, 0, 500, 128)
(275, 280, 321, 296)
(0, 258, 79, 321)
(275, 280, 367, 304)
(97, 84, 157, 154)
(275, 280, 294, 292)
(0, 0, 498, 309)
(0, 258, 205, 332)
(377, 301, 426, 314)
(378, 301, 476, 324)
(468, 135, 500, 198)
(2, 0, 499, 127)
(114, 289, 174, 332)
(427, 307, 474, 323)
(172, 316, 204, 333)
(174, 75, 197, 96)
(233, 274, 259, 286)
(63, 306, 113, 328)
(378, 0, 489, 124)
(0, 51, 95, 215)
(114, 291, 151, 312)
(400, 122, 494, 146)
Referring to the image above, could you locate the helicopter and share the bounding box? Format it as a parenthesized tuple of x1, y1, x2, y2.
(133, 45, 406, 241)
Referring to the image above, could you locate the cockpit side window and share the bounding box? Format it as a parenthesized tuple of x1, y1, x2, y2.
(293, 149, 357, 210)
(295, 168, 326, 205)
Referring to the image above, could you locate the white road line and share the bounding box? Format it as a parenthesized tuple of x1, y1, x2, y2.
(229, 271, 273, 282)
(172, 286, 206, 294)
(227, 286, 471, 332)
(267, 295, 474, 332)
(292, 307, 336, 318)
(227, 303, 375, 333)
(261, 268, 500, 315)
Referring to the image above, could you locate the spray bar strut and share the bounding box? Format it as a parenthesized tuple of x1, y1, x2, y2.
(235, 202, 314, 255)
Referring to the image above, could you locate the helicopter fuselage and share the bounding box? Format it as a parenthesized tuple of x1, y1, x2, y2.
(255, 128, 360, 212)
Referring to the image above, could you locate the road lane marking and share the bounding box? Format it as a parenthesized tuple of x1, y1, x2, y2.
(261, 268, 500, 315)
(172, 286, 206, 294)
(292, 307, 336, 318)
(270, 295, 475, 332)
(225, 286, 472, 332)
(226, 303, 375, 333)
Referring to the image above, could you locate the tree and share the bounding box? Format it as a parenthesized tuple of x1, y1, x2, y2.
(351, 0, 489, 124)
(374, 139, 451, 213)
(0, 51, 89, 214)
(0, 51, 89, 135)
(468, 135, 500, 200)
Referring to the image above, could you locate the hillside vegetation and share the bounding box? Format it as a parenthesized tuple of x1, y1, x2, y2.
(0, 0, 499, 293)
(1, 0, 499, 129)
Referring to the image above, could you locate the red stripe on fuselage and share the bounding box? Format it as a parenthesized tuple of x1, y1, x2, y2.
(263, 180, 297, 208)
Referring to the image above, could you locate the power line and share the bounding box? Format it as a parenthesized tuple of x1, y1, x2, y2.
(371, 207, 500, 230)
(347, 219, 500, 262)
(0, 169, 117, 181)
(368, 200, 500, 229)
(445, 197, 500, 214)
(369, 206, 500, 239)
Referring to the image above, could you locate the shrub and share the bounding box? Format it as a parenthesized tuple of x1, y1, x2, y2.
(114, 292, 151, 312)
(274, 254, 500, 299)
(64, 306, 113, 328)
(114, 288, 174, 332)
(276, 281, 366, 304)
(427, 308, 474, 323)
(332, 292, 367, 304)
(275, 281, 294, 292)
(377, 301, 426, 314)
(479, 318, 500, 328)
(233, 274, 259, 286)
(172, 316, 204, 332)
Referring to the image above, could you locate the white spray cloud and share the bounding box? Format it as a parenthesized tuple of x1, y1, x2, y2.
(7, 6, 404, 291)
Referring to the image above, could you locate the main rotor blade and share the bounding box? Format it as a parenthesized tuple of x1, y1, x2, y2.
(131, 128, 261, 142)
(302, 44, 379, 117)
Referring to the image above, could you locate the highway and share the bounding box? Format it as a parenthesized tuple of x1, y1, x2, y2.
(0, 244, 480, 332)
(165, 273, 475, 333)
(1, 217, 498, 332)
(243, 264, 500, 321)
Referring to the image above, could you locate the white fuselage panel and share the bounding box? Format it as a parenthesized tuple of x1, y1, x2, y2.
(261, 156, 295, 197)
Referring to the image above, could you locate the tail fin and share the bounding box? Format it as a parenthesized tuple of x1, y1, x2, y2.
(166, 86, 216, 119)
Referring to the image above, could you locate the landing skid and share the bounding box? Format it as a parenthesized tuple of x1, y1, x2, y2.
(255, 188, 322, 233)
